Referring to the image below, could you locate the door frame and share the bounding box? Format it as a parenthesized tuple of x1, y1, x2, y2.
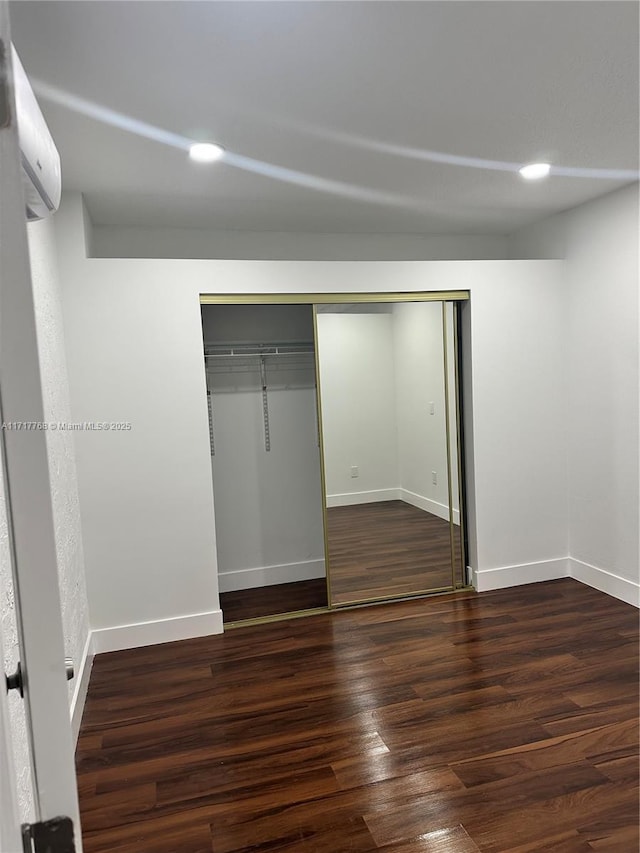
(0, 626, 22, 852)
(200, 291, 470, 622)
(0, 6, 82, 846)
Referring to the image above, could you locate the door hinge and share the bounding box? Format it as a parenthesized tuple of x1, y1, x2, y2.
(22, 817, 76, 853)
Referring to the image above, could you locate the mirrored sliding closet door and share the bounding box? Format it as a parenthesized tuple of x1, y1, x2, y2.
(315, 299, 466, 607)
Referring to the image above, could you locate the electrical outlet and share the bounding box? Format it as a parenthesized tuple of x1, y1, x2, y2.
(350, 465, 359, 478)
(432, 471, 437, 485)
(429, 401, 435, 415)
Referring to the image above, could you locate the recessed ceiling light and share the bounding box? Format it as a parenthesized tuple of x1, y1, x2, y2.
(519, 162, 551, 180)
(189, 142, 225, 163)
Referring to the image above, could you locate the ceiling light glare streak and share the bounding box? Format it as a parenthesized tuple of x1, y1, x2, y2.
(519, 162, 551, 180)
(32, 78, 192, 151)
(29, 81, 444, 210)
(548, 164, 639, 180)
(260, 114, 640, 181)
(32, 80, 639, 184)
(189, 142, 224, 163)
(223, 151, 433, 210)
(360, 139, 637, 179)
(357, 138, 522, 173)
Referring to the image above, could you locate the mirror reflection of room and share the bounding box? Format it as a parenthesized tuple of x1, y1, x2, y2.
(201, 303, 327, 623)
(316, 301, 462, 606)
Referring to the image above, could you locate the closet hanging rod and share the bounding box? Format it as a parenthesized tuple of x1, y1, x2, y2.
(204, 342, 315, 358)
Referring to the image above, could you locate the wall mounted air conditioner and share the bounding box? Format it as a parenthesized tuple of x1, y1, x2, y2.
(12, 46, 61, 221)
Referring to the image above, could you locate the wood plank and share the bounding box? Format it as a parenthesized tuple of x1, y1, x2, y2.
(220, 577, 327, 623)
(76, 578, 639, 853)
(327, 501, 462, 604)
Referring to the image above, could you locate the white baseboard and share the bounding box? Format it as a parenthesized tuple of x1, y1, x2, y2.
(218, 558, 325, 593)
(91, 609, 224, 654)
(70, 632, 94, 745)
(326, 488, 400, 508)
(569, 558, 639, 608)
(400, 489, 460, 525)
(472, 557, 569, 592)
(325, 488, 461, 527)
(471, 555, 639, 607)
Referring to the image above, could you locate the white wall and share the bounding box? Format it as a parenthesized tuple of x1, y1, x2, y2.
(466, 265, 569, 590)
(316, 312, 399, 503)
(211, 388, 325, 590)
(28, 218, 92, 736)
(55, 205, 223, 652)
(54, 192, 571, 645)
(509, 183, 639, 604)
(393, 301, 451, 520)
(204, 304, 325, 592)
(91, 226, 509, 261)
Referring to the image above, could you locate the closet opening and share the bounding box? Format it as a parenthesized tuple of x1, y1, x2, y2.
(201, 302, 328, 624)
(200, 292, 471, 627)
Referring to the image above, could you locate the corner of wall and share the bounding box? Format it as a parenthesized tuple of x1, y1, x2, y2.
(54, 192, 90, 270)
(70, 631, 94, 744)
(506, 210, 568, 259)
(81, 195, 94, 259)
(568, 559, 639, 609)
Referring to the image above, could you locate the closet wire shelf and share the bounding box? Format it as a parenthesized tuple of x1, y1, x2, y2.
(204, 342, 316, 454)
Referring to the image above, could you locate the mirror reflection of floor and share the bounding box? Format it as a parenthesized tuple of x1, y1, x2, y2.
(220, 501, 462, 621)
(327, 500, 462, 605)
(220, 578, 327, 623)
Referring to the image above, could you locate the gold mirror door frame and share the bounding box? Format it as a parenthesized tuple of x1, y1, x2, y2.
(313, 295, 469, 608)
(200, 291, 469, 620)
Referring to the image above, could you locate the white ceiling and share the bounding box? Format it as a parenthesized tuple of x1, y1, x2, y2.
(8, 1, 639, 234)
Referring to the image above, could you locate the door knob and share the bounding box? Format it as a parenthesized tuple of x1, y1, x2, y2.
(5, 662, 24, 697)
(5, 659, 73, 698)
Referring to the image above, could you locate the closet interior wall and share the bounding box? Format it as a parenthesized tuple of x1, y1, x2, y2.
(201, 304, 326, 597)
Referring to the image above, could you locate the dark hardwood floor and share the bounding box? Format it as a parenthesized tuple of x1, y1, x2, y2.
(327, 501, 463, 604)
(76, 579, 639, 852)
(220, 578, 328, 623)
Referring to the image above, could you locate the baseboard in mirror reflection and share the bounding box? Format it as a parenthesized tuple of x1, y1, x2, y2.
(326, 490, 460, 525)
(326, 488, 400, 507)
(400, 489, 460, 525)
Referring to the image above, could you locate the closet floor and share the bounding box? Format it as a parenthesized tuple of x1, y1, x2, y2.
(327, 500, 463, 605)
(220, 578, 328, 623)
